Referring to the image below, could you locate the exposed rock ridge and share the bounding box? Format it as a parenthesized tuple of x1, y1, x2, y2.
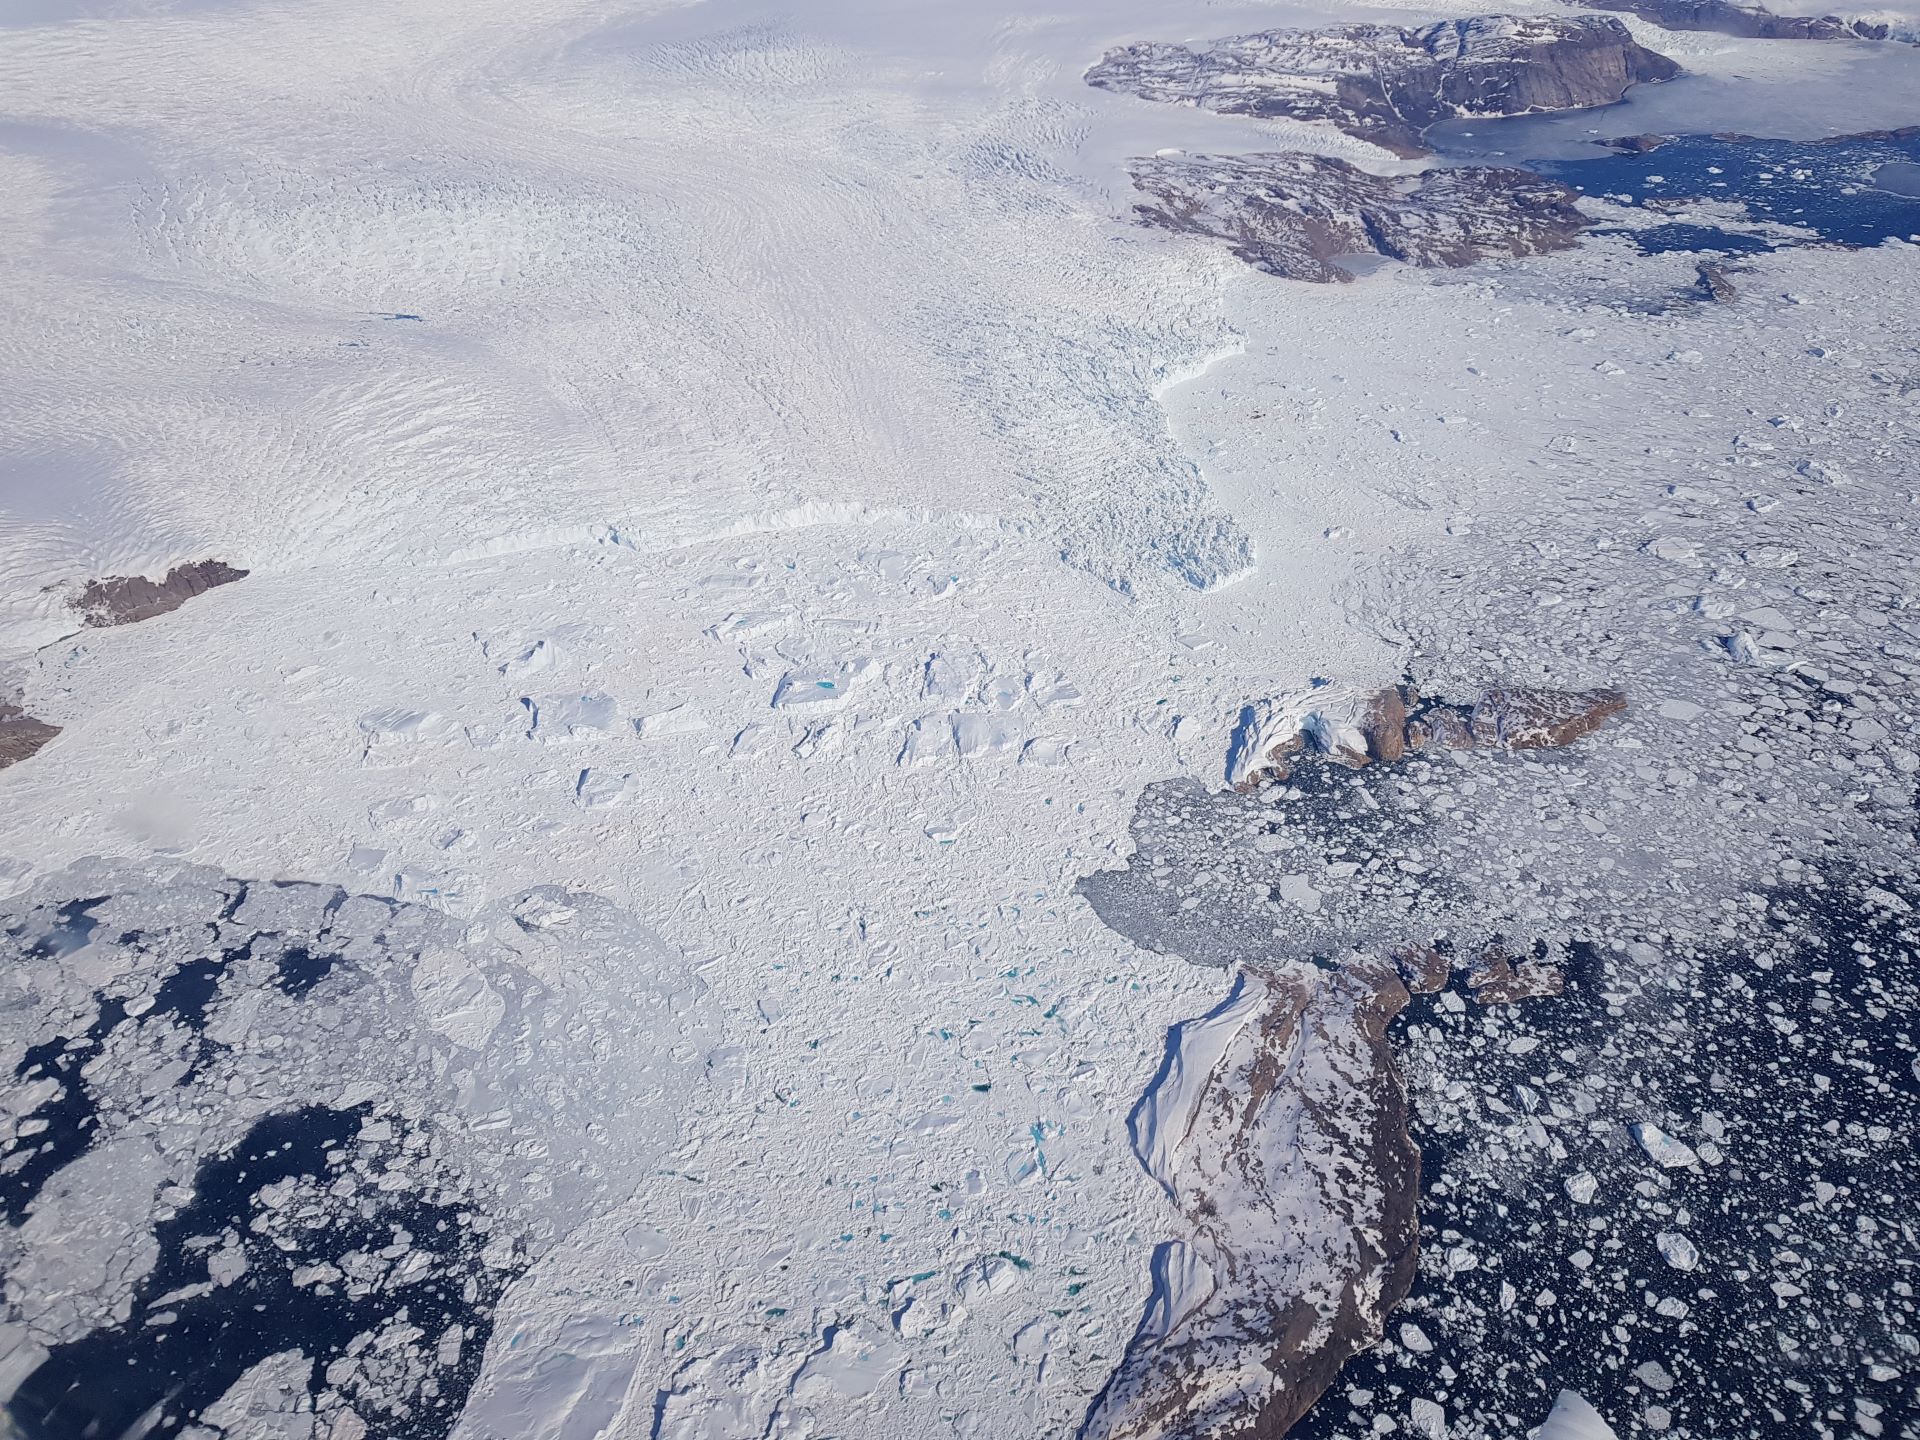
(1088, 15, 1679, 156)
(0, 703, 60, 771)
(1567, 0, 1895, 41)
(1082, 963, 1419, 1440)
(1231, 683, 1628, 788)
(73, 559, 248, 628)
(1130, 152, 1592, 285)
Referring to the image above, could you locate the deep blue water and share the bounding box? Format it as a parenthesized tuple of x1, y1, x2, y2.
(1, 889, 511, 1440)
(1533, 130, 1920, 256)
(1292, 862, 1920, 1440)
(7, 1105, 510, 1440)
(1628, 223, 1774, 257)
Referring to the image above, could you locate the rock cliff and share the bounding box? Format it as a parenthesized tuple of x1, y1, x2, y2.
(1088, 16, 1680, 156)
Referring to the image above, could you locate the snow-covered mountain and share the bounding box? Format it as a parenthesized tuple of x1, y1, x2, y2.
(1087, 15, 1679, 155)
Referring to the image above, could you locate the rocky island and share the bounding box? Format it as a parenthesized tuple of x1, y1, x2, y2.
(1121, 153, 1589, 286)
(1091, 15, 1690, 283)
(1129, 150, 1592, 284)
(72, 559, 248, 628)
(1087, 15, 1679, 157)
(0, 702, 60, 771)
(1079, 685, 1628, 1439)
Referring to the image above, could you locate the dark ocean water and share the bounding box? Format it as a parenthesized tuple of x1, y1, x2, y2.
(1291, 866, 1920, 1440)
(8, 1105, 508, 1440)
(1533, 131, 1920, 256)
(1, 899, 515, 1440)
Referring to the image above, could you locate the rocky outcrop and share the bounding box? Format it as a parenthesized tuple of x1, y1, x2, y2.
(1472, 685, 1627, 749)
(1233, 682, 1627, 788)
(74, 559, 248, 628)
(1566, 0, 1892, 41)
(1088, 15, 1679, 156)
(1083, 963, 1419, 1440)
(1131, 151, 1591, 285)
(0, 703, 60, 771)
(1466, 947, 1568, 1003)
(1695, 261, 1739, 302)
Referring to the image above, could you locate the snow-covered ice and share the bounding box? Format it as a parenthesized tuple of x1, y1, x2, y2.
(2, 0, 1918, 1436)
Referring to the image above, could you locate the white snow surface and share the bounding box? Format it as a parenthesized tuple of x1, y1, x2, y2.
(2, 0, 1919, 1436)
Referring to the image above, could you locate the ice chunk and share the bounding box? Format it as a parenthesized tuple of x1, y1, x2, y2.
(1275, 873, 1322, 913)
(621, 1226, 668, 1262)
(922, 652, 975, 701)
(789, 1324, 903, 1403)
(1633, 1360, 1675, 1393)
(357, 707, 463, 752)
(533, 692, 617, 741)
(494, 638, 556, 677)
(1630, 1122, 1698, 1168)
(1029, 674, 1082, 711)
(1564, 1170, 1598, 1204)
(951, 712, 1019, 760)
(1011, 1319, 1055, 1366)
(1535, 1389, 1621, 1439)
(574, 769, 635, 808)
(893, 1297, 949, 1339)
(712, 611, 785, 641)
(1019, 738, 1069, 767)
(772, 669, 855, 707)
(1655, 1232, 1699, 1271)
(954, 1254, 1026, 1305)
(897, 716, 947, 766)
(634, 703, 707, 738)
(1644, 537, 1700, 564)
(411, 947, 504, 1050)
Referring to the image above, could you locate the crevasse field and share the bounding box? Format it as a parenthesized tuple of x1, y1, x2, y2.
(2, 0, 1918, 1438)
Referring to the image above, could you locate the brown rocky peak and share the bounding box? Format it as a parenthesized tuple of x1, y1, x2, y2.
(1360, 685, 1411, 764)
(1233, 681, 1627, 789)
(0, 702, 60, 772)
(1471, 686, 1628, 749)
(1695, 262, 1739, 303)
(1466, 947, 1568, 1004)
(1394, 943, 1452, 994)
(75, 559, 249, 628)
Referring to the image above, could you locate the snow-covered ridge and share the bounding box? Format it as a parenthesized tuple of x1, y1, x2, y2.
(1084, 963, 1418, 1440)
(1566, 0, 1906, 42)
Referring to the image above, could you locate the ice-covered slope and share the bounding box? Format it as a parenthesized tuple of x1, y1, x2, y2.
(0, 0, 1261, 656)
(1084, 963, 1418, 1440)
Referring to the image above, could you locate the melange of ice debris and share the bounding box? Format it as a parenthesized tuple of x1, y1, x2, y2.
(0, 863, 711, 1440)
(1262, 245, 1920, 1439)
(1293, 869, 1918, 1440)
